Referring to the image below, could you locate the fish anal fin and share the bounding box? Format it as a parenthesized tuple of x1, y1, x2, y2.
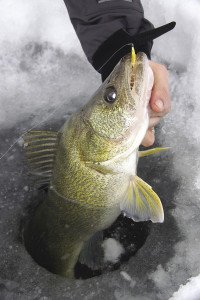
(120, 175, 164, 223)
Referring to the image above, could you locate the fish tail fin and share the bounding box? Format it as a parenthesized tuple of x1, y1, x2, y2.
(78, 231, 104, 270)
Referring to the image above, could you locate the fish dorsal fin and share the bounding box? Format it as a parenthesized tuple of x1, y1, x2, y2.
(23, 130, 59, 187)
(120, 175, 164, 223)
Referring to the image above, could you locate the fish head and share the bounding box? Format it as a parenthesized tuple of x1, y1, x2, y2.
(80, 52, 154, 161)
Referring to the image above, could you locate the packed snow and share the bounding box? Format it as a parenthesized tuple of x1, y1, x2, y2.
(0, 0, 200, 299)
(103, 238, 125, 264)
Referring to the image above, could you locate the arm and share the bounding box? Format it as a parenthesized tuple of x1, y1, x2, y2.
(63, 0, 174, 147)
(63, 0, 153, 78)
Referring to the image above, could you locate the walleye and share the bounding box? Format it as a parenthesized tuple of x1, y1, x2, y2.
(23, 51, 165, 279)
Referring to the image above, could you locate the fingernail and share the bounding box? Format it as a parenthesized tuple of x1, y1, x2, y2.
(155, 99, 164, 111)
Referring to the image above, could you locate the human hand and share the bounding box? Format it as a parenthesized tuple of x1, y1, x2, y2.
(141, 61, 171, 147)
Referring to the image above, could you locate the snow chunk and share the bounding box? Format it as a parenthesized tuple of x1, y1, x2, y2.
(23, 186, 29, 192)
(148, 265, 171, 289)
(120, 271, 132, 282)
(120, 271, 136, 288)
(17, 137, 24, 147)
(169, 274, 200, 300)
(102, 238, 124, 263)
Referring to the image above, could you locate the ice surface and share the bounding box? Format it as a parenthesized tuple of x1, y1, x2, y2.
(0, 0, 200, 299)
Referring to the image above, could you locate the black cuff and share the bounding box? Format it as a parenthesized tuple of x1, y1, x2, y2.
(92, 22, 176, 81)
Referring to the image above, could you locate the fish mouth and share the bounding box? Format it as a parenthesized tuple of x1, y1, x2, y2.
(116, 52, 151, 146)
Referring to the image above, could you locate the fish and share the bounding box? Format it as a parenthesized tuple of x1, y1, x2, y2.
(23, 51, 166, 279)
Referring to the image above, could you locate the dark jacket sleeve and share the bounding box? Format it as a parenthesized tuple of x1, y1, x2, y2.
(63, 0, 153, 78)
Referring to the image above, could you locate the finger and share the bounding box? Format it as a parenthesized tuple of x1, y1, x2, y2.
(141, 128, 155, 147)
(148, 116, 161, 129)
(149, 61, 171, 117)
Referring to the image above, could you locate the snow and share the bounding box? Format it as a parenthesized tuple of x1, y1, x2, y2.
(169, 274, 200, 300)
(148, 265, 171, 290)
(0, 0, 200, 299)
(0, 0, 97, 131)
(103, 238, 125, 263)
(120, 271, 133, 282)
(120, 271, 136, 288)
(0, 0, 81, 52)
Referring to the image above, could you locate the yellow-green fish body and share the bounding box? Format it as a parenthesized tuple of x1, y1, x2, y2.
(24, 52, 164, 278)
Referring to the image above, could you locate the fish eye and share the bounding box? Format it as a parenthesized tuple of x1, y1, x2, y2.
(104, 86, 117, 103)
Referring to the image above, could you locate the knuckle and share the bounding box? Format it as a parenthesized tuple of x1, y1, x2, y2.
(150, 61, 169, 75)
(156, 88, 171, 114)
(158, 64, 168, 75)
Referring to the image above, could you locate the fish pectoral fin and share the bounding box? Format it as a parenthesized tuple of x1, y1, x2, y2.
(139, 147, 170, 158)
(23, 130, 59, 186)
(85, 161, 117, 175)
(78, 231, 104, 270)
(120, 175, 164, 223)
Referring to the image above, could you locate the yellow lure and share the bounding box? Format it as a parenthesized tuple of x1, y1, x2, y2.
(131, 46, 136, 65)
